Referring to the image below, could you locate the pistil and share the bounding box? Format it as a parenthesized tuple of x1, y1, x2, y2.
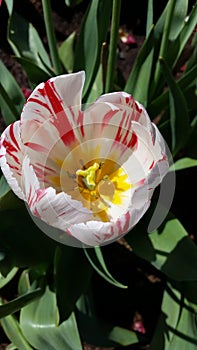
(76, 162, 100, 190)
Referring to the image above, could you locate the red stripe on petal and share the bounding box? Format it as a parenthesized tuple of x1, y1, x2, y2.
(77, 110, 85, 137)
(24, 142, 48, 153)
(9, 124, 20, 150)
(28, 97, 53, 115)
(3, 138, 18, 154)
(43, 81, 76, 146)
(122, 211, 130, 233)
(102, 109, 119, 127)
(114, 111, 127, 143)
(127, 132, 138, 149)
(149, 160, 155, 170)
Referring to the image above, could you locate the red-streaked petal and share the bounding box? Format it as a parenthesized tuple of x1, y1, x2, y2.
(22, 156, 92, 228)
(94, 91, 153, 130)
(122, 121, 168, 183)
(21, 71, 85, 147)
(82, 94, 152, 162)
(67, 201, 150, 247)
(0, 121, 24, 199)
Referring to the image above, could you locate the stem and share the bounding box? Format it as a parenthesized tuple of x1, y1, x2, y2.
(105, 0, 121, 93)
(0, 82, 19, 123)
(42, 0, 62, 75)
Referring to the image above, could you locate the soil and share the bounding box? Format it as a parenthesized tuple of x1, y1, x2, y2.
(0, 1, 196, 349)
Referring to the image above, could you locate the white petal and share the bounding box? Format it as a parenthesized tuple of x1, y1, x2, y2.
(67, 201, 150, 247)
(22, 156, 92, 229)
(0, 121, 24, 199)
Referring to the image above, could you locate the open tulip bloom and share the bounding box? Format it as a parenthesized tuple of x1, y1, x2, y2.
(0, 72, 169, 247)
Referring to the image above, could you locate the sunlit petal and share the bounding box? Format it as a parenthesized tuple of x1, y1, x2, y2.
(0, 121, 24, 199)
(22, 156, 92, 228)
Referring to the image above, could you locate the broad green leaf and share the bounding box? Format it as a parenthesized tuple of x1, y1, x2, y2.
(7, 12, 51, 71)
(20, 287, 83, 350)
(159, 57, 190, 155)
(54, 245, 92, 323)
(151, 284, 197, 349)
(59, 31, 76, 73)
(0, 310, 33, 350)
(65, 0, 83, 6)
(126, 211, 197, 282)
(0, 287, 44, 318)
(15, 57, 51, 88)
(84, 247, 127, 289)
(74, 0, 112, 99)
(168, 0, 188, 41)
(0, 267, 18, 289)
(170, 157, 197, 171)
(0, 59, 25, 124)
(154, 0, 188, 40)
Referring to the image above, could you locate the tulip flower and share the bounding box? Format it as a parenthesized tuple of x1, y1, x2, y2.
(0, 72, 169, 246)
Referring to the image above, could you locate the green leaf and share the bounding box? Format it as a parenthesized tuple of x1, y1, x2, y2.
(170, 157, 197, 171)
(4, 0, 14, 15)
(0, 287, 44, 319)
(86, 64, 103, 104)
(0, 175, 10, 200)
(0, 59, 25, 124)
(0, 201, 56, 272)
(109, 326, 140, 346)
(146, 0, 153, 36)
(74, 0, 112, 99)
(126, 212, 197, 282)
(54, 245, 93, 323)
(149, 63, 197, 118)
(168, 0, 188, 41)
(0, 267, 18, 289)
(173, 2, 197, 68)
(76, 310, 140, 347)
(0, 311, 33, 350)
(20, 287, 83, 350)
(151, 283, 197, 349)
(185, 119, 197, 158)
(15, 57, 51, 88)
(7, 11, 51, 72)
(84, 247, 127, 289)
(6, 344, 19, 350)
(159, 57, 190, 155)
(58, 31, 76, 73)
(124, 26, 154, 98)
(184, 31, 197, 73)
(65, 0, 83, 7)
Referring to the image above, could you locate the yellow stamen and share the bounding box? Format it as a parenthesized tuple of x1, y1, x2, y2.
(76, 162, 100, 190)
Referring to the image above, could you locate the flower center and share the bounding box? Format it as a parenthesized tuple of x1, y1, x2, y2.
(75, 159, 131, 222)
(76, 162, 100, 190)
